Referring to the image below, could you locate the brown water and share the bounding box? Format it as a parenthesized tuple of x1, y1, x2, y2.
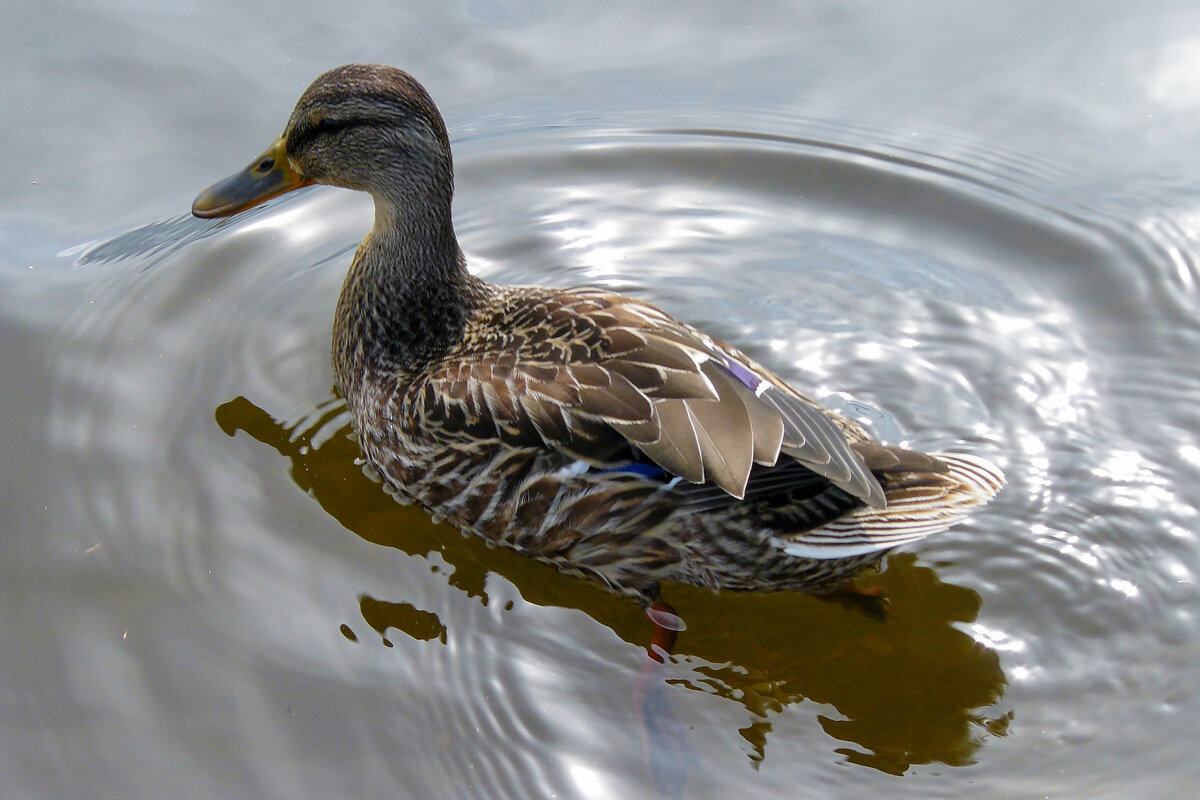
(5, 2, 1200, 798)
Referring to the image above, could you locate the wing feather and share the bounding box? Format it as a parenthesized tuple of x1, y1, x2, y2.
(408, 287, 886, 503)
(681, 364, 759, 497)
(641, 400, 705, 484)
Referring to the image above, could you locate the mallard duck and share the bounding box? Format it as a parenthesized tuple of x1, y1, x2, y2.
(193, 64, 1003, 629)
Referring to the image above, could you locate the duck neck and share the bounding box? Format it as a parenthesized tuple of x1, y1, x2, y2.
(333, 192, 482, 395)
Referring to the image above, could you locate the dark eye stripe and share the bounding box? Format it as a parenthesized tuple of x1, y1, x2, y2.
(287, 90, 442, 155)
(287, 117, 392, 155)
(314, 118, 358, 136)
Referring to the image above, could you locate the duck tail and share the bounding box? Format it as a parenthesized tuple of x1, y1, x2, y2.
(775, 452, 1005, 558)
(927, 452, 1007, 504)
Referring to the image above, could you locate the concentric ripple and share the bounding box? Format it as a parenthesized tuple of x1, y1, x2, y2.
(16, 121, 1200, 799)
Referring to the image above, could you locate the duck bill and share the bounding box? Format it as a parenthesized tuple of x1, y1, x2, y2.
(191, 137, 314, 218)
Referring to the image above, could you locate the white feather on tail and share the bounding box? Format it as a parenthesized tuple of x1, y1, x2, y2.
(773, 453, 1005, 559)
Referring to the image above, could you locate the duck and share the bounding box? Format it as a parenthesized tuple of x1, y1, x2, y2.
(193, 64, 1004, 646)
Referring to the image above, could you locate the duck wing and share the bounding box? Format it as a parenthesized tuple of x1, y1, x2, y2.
(411, 287, 885, 504)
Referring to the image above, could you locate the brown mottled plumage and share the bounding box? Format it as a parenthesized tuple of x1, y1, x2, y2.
(193, 64, 1004, 604)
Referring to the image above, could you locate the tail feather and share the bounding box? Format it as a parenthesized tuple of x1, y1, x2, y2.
(774, 452, 1005, 559)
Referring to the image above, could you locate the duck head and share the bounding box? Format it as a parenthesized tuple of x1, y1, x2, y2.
(192, 64, 453, 220)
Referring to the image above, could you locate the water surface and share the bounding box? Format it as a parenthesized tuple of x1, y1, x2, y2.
(4, 2, 1200, 798)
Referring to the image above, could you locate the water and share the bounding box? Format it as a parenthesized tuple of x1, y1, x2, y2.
(4, 1, 1200, 797)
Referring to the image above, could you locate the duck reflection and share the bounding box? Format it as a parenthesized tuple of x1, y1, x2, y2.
(216, 394, 1009, 776)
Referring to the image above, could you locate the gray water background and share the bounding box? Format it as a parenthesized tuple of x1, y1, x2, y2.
(4, 2, 1200, 798)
